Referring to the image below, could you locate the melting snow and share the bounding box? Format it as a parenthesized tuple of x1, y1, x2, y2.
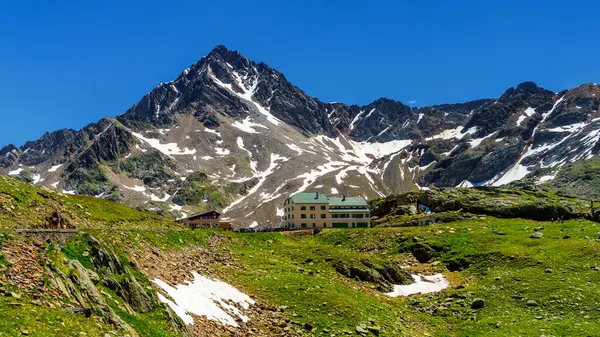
(276, 207, 284, 217)
(547, 122, 587, 133)
(417, 113, 424, 124)
(123, 185, 147, 192)
(204, 128, 220, 136)
(131, 131, 196, 157)
(154, 273, 254, 327)
(209, 68, 282, 126)
(150, 193, 171, 202)
(215, 147, 231, 156)
(537, 173, 557, 184)
(331, 187, 339, 194)
(385, 274, 449, 297)
(469, 132, 495, 148)
(425, 126, 477, 141)
(8, 168, 23, 175)
(232, 117, 268, 134)
(32, 174, 42, 184)
(48, 164, 64, 172)
(249, 221, 259, 228)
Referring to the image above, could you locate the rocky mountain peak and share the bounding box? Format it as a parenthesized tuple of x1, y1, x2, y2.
(2, 46, 600, 228)
(499, 81, 552, 101)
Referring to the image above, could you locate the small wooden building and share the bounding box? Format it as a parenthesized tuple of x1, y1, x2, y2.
(178, 211, 221, 229)
(218, 221, 233, 230)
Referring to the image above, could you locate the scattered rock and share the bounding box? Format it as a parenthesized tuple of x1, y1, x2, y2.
(355, 323, 369, 334)
(526, 300, 539, 307)
(471, 298, 485, 309)
(529, 232, 543, 239)
(367, 325, 381, 335)
(544, 268, 553, 273)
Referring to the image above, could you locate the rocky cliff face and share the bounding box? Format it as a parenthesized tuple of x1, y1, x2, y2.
(1, 46, 599, 226)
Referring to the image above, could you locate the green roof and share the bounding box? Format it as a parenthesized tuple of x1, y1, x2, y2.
(328, 197, 369, 207)
(290, 192, 329, 204)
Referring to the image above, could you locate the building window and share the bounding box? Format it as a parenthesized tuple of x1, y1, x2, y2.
(301, 223, 307, 228)
(292, 207, 295, 211)
(301, 214, 307, 219)
(301, 206, 306, 210)
(310, 206, 315, 211)
(320, 214, 326, 219)
(292, 215, 295, 219)
(321, 205, 326, 210)
(310, 214, 315, 219)
(332, 214, 338, 219)
(312, 223, 316, 228)
(323, 222, 326, 227)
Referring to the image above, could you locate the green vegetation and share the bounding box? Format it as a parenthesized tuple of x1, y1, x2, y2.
(0, 174, 179, 228)
(210, 217, 600, 336)
(370, 187, 594, 223)
(118, 149, 177, 188)
(172, 171, 236, 209)
(2, 178, 600, 336)
(518, 157, 600, 200)
(0, 297, 116, 337)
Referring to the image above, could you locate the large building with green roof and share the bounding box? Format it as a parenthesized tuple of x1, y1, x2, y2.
(282, 192, 370, 229)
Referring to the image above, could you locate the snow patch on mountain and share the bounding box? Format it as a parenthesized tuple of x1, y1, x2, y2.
(131, 131, 196, 157)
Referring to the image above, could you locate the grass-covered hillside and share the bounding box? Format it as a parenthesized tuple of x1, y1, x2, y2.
(1, 175, 600, 336)
(514, 156, 600, 200)
(0, 174, 179, 228)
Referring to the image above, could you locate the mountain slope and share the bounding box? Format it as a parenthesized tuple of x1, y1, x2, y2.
(1, 46, 599, 226)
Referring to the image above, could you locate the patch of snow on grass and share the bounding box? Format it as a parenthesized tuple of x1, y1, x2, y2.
(154, 273, 255, 327)
(385, 274, 449, 297)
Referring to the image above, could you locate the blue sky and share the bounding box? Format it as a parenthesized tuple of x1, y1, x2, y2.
(1, 0, 599, 147)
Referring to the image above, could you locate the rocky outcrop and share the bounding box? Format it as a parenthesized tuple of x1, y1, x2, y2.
(333, 258, 413, 291)
(44, 234, 191, 337)
(88, 235, 125, 274)
(46, 260, 139, 336)
(371, 187, 594, 223)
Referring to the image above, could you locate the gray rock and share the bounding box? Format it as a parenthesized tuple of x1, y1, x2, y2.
(526, 300, 538, 307)
(529, 232, 543, 239)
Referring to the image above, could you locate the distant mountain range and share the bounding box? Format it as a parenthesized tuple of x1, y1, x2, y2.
(2, 45, 599, 226)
